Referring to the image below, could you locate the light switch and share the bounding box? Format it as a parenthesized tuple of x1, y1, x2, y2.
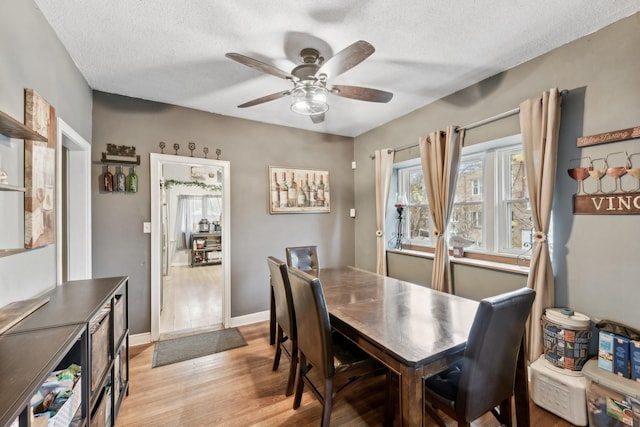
(350, 208, 356, 218)
(143, 222, 151, 233)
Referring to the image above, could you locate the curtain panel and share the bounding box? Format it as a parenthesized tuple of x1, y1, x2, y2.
(519, 88, 562, 362)
(418, 126, 464, 293)
(374, 149, 395, 275)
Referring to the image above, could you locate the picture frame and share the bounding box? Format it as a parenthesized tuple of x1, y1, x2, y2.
(268, 166, 330, 214)
(24, 89, 56, 248)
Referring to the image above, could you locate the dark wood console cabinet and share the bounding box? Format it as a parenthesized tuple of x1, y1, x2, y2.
(0, 276, 129, 427)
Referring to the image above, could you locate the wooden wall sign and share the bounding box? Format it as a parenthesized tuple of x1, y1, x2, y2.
(577, 126, 640, 147)
(574, 192, 640, 214)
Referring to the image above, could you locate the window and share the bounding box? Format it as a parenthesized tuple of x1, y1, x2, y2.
(395, 135, 536, 257)
(398, 165, 432, 244)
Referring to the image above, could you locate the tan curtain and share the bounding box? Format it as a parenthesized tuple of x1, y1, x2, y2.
(519, 88, 562, 362)
(419, 126, 464, 293)
(375, 149, 395, 275)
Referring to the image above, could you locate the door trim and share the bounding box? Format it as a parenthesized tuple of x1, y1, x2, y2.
(150, 153, 231, 342)
(55, 118, 92, 284)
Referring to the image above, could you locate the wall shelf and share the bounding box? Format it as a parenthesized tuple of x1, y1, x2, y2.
(0, 110, 47, 142)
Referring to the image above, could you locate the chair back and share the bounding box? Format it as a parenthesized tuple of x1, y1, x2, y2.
(287, 267, 334, 379)
(267, 256, 296, 340)
(286, 246, 319, 273)
(456, 287, 535, 422)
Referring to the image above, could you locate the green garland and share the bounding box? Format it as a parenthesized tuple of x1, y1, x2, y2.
(164, 179, 221, 192)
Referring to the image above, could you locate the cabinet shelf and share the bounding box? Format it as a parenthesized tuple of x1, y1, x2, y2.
(191, 232, 222, 267)
(0, 110, 47, 142)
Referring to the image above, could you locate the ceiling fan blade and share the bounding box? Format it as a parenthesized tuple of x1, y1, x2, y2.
(316, 40, 375, 79)
(310, 113, 325, 124)
(330, 85, 393, 103)
(226, 53, 296, 81)
(238, 90, 291, 108)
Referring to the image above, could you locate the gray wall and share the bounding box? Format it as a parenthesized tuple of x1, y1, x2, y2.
(0, 0, 92, 306)
(355, 14, 640, 328)
(91, 92, 355, 334)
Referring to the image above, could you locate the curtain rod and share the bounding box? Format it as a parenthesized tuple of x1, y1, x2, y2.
(369, 89, 569, 159)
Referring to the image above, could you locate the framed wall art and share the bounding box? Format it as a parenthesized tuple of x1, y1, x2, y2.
(268, 166, 330, 214)
(24, 89, 56, 248)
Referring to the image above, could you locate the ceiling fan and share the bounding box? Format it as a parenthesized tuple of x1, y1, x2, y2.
(225, 40, 393, 123)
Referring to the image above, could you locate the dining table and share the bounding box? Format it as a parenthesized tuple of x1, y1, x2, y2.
(270, 265, 531, 426)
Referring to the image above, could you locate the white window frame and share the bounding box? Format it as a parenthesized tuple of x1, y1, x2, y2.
(394, 134, 535, 258)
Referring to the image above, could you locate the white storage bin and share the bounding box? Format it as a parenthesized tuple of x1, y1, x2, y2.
(530, 355, 588, 426)
(583, 358, 640, 427)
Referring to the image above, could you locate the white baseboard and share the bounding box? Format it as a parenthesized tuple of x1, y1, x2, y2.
(129, 332, 152, 347)
(229, 310, 269, 327)
(129, 311, 269, 346)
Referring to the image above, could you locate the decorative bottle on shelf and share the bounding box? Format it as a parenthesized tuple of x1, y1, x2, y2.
(279, 172, 288, 208)
(115, 166, 126, 192)
(127, 166, 138, 193)
(288, 172, 297, 208)
(317, 174, 325, 207)
(103, 166, 114, 192)
(271, 172, 280, 208)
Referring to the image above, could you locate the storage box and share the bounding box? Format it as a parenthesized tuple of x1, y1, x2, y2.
(90, 309, 111, 392)
(583, 359, 640, 427)
(530, 355, 588, 425)
(631, 340, 640, 382)
(113, 294, 125, 343)
(615, 335, 631, 378)
(600, 330, 615, 372)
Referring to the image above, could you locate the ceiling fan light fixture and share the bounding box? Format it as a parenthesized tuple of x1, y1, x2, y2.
(290, 85, 329, 115)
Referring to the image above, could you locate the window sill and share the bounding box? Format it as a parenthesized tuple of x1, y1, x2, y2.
(386, 248, 529, 276)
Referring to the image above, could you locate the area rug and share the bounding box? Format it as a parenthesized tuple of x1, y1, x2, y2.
(152, 328, 247, 368)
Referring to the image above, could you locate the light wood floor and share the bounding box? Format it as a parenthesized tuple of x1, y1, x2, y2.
(116, 321, 575, 427)
(160, 264, 223, 338)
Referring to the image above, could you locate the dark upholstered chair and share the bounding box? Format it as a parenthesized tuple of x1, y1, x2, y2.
(285, 246, 319, 274)
(424, 287, 535, 427)
(266, 256, 298, 396)
(287, 267, 387, 427)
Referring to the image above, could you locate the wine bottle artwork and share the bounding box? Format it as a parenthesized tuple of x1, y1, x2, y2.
(268, 167, 330, 214)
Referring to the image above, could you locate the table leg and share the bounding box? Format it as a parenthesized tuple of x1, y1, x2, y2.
(514, 336, 530, 426)
(269, 284, 276, 345)
(400, 368, 425, 426)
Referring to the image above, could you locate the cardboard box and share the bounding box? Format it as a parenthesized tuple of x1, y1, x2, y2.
(614, 335, 630, 378)
(631, 340, 640, 382)
(599, 330, 615, 372)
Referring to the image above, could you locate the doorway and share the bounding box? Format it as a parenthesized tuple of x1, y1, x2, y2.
(150, 154, 230, 342)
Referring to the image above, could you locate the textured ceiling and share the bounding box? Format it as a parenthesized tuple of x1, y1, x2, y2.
(33, 1, 640, 137)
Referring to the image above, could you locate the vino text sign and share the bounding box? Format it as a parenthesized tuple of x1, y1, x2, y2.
(577, 126, 640, 147)
(573, 192, 640, 214)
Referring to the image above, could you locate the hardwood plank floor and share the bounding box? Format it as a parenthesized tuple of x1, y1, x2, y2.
(116, 321, 576, 427)
(160, 264, 223, 337)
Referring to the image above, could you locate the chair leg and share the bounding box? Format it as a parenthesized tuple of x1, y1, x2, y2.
(272, 325, 283, 371)
(321, 378, 333, 427)
(499, 397, 512, 426)
(285, 339, 298, 396)
(293, 352, 306, 409)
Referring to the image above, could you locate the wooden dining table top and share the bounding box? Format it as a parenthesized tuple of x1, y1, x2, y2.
(316, 266, 479, 372)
